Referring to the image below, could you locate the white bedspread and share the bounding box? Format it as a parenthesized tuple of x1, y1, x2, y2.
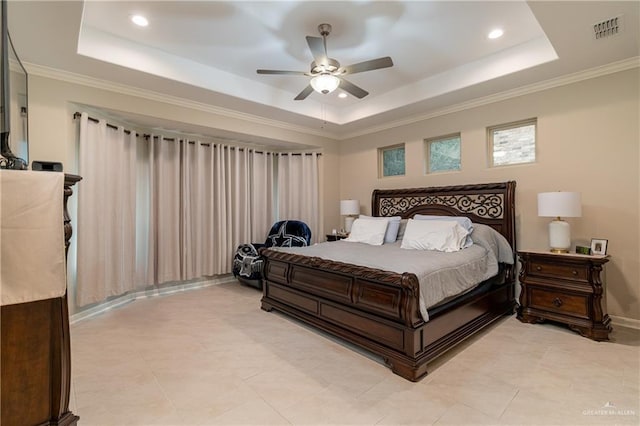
(272, 224, 513, 321)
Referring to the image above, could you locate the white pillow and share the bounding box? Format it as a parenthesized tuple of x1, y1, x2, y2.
(400, 219, 470, 252)
(359, 215, 401, 243)
(413, 214, 474, 248)
(396, 219, 408, 241)
(344, 217, 390, 246)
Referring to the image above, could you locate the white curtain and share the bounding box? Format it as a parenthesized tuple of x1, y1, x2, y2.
(180, 139, 204, 280)
(277, 153, 321, 243)
(155, 136, 182, 283)
(77, 114, 317, 306)
(138, 142, 276, 280)
(200, 145, 275, 275)
(135, 134, 154, 287)
(76, 113, 137, 306)
(209, 144, 252, 274)
(250, 150, 276, 242)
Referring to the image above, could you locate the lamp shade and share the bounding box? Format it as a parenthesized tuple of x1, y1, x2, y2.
(310, 74, 340, 94)
(537, 192, 582, 218)
(340, 199, 360, 216)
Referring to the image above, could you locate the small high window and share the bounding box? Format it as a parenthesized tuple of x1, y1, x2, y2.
(425, 134, 461, 174)
(379, 144, 405, 177)
(488, 118, 536, 167)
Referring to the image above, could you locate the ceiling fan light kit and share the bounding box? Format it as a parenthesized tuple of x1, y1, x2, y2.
(310, 74, 340, 94)
(257, 23, 394, 101)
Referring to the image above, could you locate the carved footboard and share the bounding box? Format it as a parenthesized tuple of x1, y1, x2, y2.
(262, 250, 424, 341)
(260, 248, 450, 379)
(263, 250, 424, 319)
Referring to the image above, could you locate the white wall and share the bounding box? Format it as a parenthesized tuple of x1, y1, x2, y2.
(338, 69, 640, 321)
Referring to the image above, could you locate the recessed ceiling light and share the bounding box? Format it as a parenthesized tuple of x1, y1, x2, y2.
(338, 92, 347, 99)
(488, 28, 504, 39)
(131, 15, 149, 27)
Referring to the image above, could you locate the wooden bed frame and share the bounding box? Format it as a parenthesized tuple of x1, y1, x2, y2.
(261, 181, 516, 381)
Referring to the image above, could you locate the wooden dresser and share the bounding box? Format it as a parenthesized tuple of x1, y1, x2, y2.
(1, 174, 81, 426)
(517, 250, 611, 341)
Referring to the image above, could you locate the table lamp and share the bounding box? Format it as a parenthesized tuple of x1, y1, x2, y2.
(340, 199, 360, 233)
(537, 191, 582, 253)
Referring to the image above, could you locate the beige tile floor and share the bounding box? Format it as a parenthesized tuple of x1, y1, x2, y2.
(70, 282, 639, 426)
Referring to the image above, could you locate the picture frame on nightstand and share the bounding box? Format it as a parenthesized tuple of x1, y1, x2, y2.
(590, 238, 608, 255)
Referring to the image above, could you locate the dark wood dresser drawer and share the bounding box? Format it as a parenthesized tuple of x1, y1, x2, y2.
(528, 261, 588, 282)
(529, 288, 589, 319)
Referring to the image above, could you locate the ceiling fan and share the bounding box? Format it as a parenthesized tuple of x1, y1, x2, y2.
(257, 23, 393, 101)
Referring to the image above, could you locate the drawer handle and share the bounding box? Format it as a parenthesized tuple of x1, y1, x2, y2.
(572, 270, 578, 276)
(552, 297, 563, 307)
(535, 266, 542, 271)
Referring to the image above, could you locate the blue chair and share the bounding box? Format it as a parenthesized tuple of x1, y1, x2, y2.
(232, 220, 311, 289)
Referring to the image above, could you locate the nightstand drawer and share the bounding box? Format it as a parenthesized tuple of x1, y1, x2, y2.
(530, 288, 589, 318)
(528, 261, 588, 282)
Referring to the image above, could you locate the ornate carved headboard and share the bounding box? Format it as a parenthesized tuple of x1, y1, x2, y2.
(371, 181, 516, 253)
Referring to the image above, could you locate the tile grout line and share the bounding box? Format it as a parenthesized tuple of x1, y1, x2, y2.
(499, 388, 521, 420)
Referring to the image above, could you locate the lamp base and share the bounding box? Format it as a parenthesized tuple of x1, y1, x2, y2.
(548, 218, 571, 253)
(344, 216, 356, 233)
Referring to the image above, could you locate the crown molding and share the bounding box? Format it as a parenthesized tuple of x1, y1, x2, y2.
(339, 56, 640, 140)
(24, 57, 639, 142)
(24, 62, 338, 140)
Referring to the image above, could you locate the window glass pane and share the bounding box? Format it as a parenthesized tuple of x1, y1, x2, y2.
(491, 122, 536, 166)
(428, 135, 461, 173)
(381, 145, 405, 177)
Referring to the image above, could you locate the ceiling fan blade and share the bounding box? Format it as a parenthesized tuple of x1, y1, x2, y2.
(339, 78, 369, 99)
(340, 57, 393, 75)
(294, 85, 314, 101)
(306, 36, 328, 66)
(257, 69, 309, 76)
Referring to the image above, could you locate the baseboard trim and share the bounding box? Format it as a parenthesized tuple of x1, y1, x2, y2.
(610, 315, 640, 330)
(70, 275, 236, 325)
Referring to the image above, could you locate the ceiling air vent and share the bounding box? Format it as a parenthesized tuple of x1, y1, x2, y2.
(593, 16, 622, 39)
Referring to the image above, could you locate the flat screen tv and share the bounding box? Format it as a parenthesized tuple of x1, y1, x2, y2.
(0, 0, 28, 170)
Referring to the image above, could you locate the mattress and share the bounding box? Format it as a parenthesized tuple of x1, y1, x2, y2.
(272, 224, 514, 321)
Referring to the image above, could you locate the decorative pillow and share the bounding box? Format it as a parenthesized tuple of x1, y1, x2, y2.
(400, 219, 470, 252)
(265, 220, 311, 248)
(344, 217, 390, 246)
(232, 244, 263, 279)
(359, 215, 401, 243)
(413, 214, 474, 248)
(396, 219, 408, 241)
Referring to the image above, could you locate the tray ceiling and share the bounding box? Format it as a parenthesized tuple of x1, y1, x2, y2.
(7, 1, 640, 140)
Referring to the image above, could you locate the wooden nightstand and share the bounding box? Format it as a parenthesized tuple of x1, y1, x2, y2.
(517, 250, 611, 341)
(326, 233, 348, 241)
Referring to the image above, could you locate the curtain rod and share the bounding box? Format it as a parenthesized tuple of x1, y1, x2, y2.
(141, 135, 318, 156)
(142, 135, 258, 153)
(73, 112, 137, 136)
(73, 111, 321, 156)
